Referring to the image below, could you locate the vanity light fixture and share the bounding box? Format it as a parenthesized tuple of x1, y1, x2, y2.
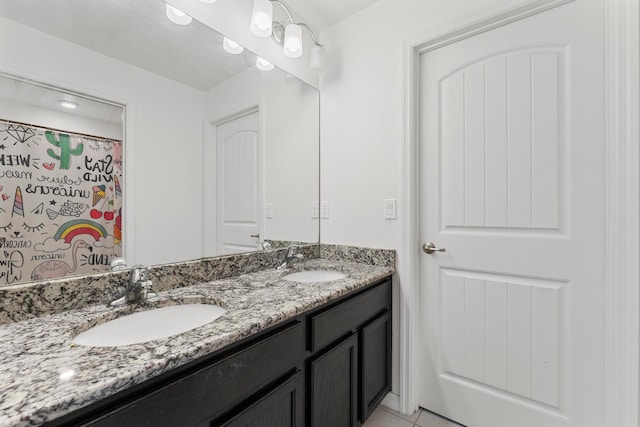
(283, 23, 302, 58)
(223, 37, 244, 55)
(250, 0, 273, 38)
(249, 0, 325, 70)
(256, 56, 274, 71)
(165, 4, 192, 25)
(58, 100, 78, 109)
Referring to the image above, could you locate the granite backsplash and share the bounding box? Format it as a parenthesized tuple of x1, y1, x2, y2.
(0, 244, 395, 324)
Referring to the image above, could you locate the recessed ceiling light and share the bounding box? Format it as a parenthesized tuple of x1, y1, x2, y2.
(166, 4, 192, 25)
(58, 100, 78, 109)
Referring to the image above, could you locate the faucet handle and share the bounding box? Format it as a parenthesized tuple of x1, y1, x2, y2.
(110, 257, 127, 271)
(129, 264, 148, 282)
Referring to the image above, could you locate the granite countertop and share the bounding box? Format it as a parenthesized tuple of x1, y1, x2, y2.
(0, 258, 394, 426)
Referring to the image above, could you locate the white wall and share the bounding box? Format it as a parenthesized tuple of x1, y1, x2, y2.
(204, 68, 319, 254)
(0, 16, 206, 267)
(318, 0, 510, 396)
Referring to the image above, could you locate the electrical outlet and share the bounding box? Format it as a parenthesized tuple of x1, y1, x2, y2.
(265, 203, 274, 219)
(311, 201, 319, 219)
(384, 199, 396, 220)
(320, 201, 330, 219)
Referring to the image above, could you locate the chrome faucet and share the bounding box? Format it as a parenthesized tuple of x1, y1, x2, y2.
(277, 245, 304, 270)
(109, 264, 156, 306)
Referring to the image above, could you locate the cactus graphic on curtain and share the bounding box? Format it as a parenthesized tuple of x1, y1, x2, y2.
(0, 119, 123, 286)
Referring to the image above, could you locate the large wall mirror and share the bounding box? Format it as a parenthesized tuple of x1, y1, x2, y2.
(0, 0, 320, 287)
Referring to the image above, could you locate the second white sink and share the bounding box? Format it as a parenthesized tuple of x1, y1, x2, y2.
(283, 269, 347, 283)
(73, 304, 226, 347)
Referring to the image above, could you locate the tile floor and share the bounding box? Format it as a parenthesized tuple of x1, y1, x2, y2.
(363, 405, 465, 427)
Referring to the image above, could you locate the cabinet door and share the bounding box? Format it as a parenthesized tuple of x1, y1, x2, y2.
(213, 370, 304, 427)
(360, 311, 391, 422)
(308, 333, 358, 427)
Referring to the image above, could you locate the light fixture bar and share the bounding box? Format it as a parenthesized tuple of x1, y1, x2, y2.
(249, 0, 326, 71)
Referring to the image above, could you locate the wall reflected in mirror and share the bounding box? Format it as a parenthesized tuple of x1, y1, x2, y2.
(0, 0, 319, 287)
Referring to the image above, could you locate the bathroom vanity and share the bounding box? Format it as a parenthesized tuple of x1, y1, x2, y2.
(0, 246, 395, 427)
(50, 277, 391, 427)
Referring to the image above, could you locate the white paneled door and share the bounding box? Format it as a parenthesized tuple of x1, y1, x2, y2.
(216, 111, 262, 254)
(418, 1, 604, 426)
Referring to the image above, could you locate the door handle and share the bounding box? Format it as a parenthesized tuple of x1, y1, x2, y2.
(250, 233, 260, 239)
(422, 242, 446, 254)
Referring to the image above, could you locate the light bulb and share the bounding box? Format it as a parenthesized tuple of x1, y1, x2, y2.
(256, 56, 274, 71)
(255, 13, 271, 30)
(223, 37, 244, 55)
(250, 0, 273, 37)
(166, 4, 192, 25)
(283, 24, 302, 58)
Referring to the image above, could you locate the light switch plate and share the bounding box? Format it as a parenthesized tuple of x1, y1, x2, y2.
(384, 199, 396, 220)
(320, 201, 330, 219)
(265, 203, 274, 219)
(311, 201, 319, 219)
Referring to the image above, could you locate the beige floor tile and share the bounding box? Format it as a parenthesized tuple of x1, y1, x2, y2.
(415, 409, 465, 427)
(379, 405, 421, 423)
(362, 406, 414, 427)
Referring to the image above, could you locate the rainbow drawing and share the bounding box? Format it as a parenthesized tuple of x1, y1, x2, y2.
(53, 219, 108, 244)
(12, 186, 24, 217)
(114, 176, 122, 198)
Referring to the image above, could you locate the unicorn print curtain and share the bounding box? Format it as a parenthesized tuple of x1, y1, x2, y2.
(0, 119, 123, 286)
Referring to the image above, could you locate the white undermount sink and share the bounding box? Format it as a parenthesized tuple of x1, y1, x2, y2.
(73, 304, 226, 347)
(283, 269, 347, 283)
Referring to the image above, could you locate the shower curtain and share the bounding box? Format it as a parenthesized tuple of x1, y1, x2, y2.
(0, 119, 123, 286)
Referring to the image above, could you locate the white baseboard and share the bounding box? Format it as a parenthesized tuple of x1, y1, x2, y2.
(380, 392, 401, 413)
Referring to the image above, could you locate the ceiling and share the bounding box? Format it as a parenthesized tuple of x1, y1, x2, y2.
(285, 0, 383, 31)
(0, 0, 381, 91)
(0, 0, 251, 91)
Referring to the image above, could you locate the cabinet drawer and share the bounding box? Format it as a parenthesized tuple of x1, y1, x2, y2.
(309, 279, 390, 352)
(88, 321, 304, 427)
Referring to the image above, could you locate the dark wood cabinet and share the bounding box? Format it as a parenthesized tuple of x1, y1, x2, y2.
(360, 311, 391, 422)
(307, 279, 391, 426)
(82, 321, 304, 427)
(51, 277, 392, 427)
(308, 333, 358, 427)
(213, 370, 304, 427)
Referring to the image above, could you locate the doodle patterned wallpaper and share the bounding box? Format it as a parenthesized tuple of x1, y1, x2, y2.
(0, 119, 123, 286)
